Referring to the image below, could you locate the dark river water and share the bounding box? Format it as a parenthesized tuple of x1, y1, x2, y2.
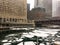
(0, 28, 60, 45)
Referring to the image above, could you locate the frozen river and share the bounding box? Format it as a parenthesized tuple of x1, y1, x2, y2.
(1, 28, 60, 45)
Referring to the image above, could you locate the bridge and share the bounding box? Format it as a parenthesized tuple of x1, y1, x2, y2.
(35, 17, 60, 28)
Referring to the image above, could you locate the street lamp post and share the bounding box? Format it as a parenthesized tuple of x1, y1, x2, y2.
(37, 36, 38, 45)
(23, 41, 25, 45)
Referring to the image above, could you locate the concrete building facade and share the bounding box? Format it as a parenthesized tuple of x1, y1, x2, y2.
(34, 0, 44, 8)
(52, 0, 60, 17)
(34, 0, 52, 18)
(0, 0, 35, 28)
(0, 0, 27, 19)
(29, 7, 47, 21)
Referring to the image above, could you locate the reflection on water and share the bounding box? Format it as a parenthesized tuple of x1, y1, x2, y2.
(0, 28, 60, 45)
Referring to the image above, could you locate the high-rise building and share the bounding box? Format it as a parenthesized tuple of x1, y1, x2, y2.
(0, 0, 27, 20)
(0, 0, 27, 19)
(29, 7, 47, 21)
(27, 4, 30, 11)
(52, 0, 60, 17)
(34, 0, 44, 8)
(34, 0, 52, 18)
(27, 3, 30, 19)
(0, 0, 35, 28)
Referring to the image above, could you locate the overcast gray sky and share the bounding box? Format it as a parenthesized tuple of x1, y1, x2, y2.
(27, 0, 34, 10)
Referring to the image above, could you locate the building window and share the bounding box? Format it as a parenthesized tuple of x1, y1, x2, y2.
(3, 18, 6, 22)
(15, 19, 17, 22)
(37, 0, 39, 6)
(7, 18, 9, 22)
(10, 18, 12, 22)
(12, 18, 15, 22)
(20, 19, 23, 22)
(0, 18, 2, 22)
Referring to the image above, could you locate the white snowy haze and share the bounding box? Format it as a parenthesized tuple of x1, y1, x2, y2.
(53, 0, 60, 17)
(27, 0, 34, 10)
